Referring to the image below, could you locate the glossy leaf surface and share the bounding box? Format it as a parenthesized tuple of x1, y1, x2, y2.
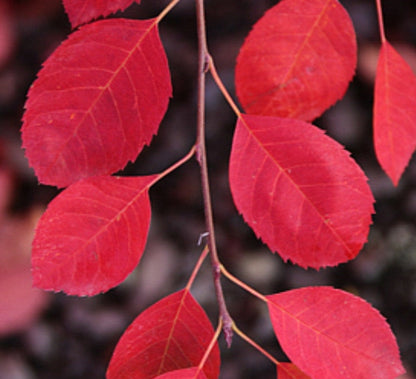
(267, 287, 405, 379)
(374, 41, 416, 185)
(154, 367, 208, 379)
(278, 363, 311, 379)
(63, 0, 141, 27)
(22, 18, 171, 188)
(235, 0, 356, 121)
(229, 114, 374, 269)
(32, 175, 155, 296)
(107, 289, 220, 379)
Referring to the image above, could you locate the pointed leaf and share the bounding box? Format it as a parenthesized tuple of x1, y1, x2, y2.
(235, 0, 356, 121)
(63, 0, 141, 28)
(22, 18, 171, 188)
(374, 41, 416, 185)
(32, 175, 155, 296)
(278, 363, 311, 379)
(107, 289, 220, 379)
(267, 287, 405, 379)
(229, 114, 374, 268)
(154, 367, 208, 379)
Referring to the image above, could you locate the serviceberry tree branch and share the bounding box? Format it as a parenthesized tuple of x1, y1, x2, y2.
(195, 0, 233, 347)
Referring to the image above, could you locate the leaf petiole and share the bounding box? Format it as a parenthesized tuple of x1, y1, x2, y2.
(149, 145, 196, 187)
(232, 323, 280, 367)
(220, 264, 267, 303)
(197, 317, 224, 375)
(185, 245, 209, 290)
(207, 55, 242, 118)
(156, 0, 182, 23)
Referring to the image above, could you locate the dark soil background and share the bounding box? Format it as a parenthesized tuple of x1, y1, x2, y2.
(0, 0, 415, 378)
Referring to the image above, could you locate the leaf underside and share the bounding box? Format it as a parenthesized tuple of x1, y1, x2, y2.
(229, 114, 374, 269)
(22, 18, 171, 188)
(267, 287, 405, 379)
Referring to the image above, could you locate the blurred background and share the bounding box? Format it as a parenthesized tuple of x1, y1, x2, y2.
(0, 0, 415, 377)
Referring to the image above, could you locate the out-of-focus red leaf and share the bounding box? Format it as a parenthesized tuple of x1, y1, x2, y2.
(63, 0, 141, 28)
(13, 0, 62, 22)
(277, 363, 311, 379)
(32, 175, 155, 296)
(229, 114, 374, 269)
(106, 289, 220, 379)
(0, 1, 15, 68)
(267, 287, 405, 379)
(373, 41, 416, 185)
(235, 0, 356, 121)
(0, 266, 49, 336)
(0, 208, 49, 336)
(0, 168, 13, 220)
(154, 367, 208, 379)
(22, 18, 171, 188)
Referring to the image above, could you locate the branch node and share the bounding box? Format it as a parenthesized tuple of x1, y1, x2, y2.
(223, 318, 234, 348)
(197, 232, 210, 246)
(203, 54, 210, 73)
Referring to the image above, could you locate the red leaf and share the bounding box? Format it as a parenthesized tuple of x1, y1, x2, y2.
(267, 287, 405, 379)
(106, 289, 220, 379)
(373, 41, 416, 185)
(229, 114, 374, 269)
(32, 175, 155, 296)
(0, 208, 49, 336)
(278, 363, 311, 379)
(63, 0, 141, 28)
(0, 168, 13, 220)
(154, 367, 208, 379)
(22, 18, 171, 188)
(0, 1, 15, 68)
(235, 0, 356, 121)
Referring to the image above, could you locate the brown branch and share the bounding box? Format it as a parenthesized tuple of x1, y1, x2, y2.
(195, 0, 233, 347)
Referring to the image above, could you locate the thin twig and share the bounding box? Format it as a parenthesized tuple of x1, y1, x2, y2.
(195, 0, 234, 347)
(375, 0, 386, 43)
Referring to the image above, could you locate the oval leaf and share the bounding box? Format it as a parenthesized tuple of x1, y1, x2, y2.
(235, 0, 356, 121)
(22, 18, 172, 188)
(374, 41, 416, 185)
(32, 175, 155, 296)
(107, 289, 220, 379)
(267, 287, 405, 379)
(63, 0, 141, 28)
(154, 367, 208, 379)
(229, 114, 374, 269)
(278, 363, 312, 379)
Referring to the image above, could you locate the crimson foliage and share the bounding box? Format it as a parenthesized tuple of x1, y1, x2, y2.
(21, 0, 413, 377)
